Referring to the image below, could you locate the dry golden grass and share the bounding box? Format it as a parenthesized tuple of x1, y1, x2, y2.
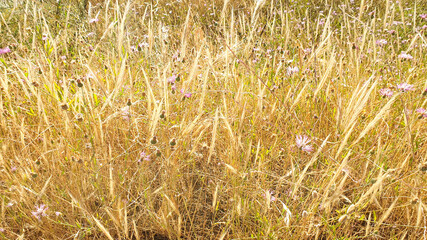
(0, 0, 427, 239)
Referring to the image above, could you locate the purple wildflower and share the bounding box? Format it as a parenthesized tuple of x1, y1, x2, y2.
(387, 29, 396, 34)
(416, 108, 427, 118)
(397, 83, 414, 92)
(286, 66, 299, 76)
(138, 151, 150, 162)
(180, 89, 192, 98)
(87, 32, 95, 37)
(0, 47, 11, 54)
(262, 189, 277, 202)
(167, 74, 177, 84)
(32, 204, 48, 220)
(121, 106, 131, 120)
(376, 39, 388, 46)
(138, 42, 149, 48)
(379, 88, 394, 97)
(398, 52, 413, 60)
(172, 50, 180, 60)
(296, 135, 314, 153)
(420, 14, 427, 20)
(89, 18, 99, 23)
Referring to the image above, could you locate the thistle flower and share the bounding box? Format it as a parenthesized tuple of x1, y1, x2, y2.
(0, 47, 11, 54)
(397, 83, 414, 92)
(379, 88, 394, 97)
(296, 135, 314, 153)
(32, 204, 48, 220)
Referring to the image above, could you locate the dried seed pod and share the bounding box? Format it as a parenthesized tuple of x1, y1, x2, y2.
(150, 136, 157, 144)
(302, 210, 308, 218)
(76, 113, 84, 122)
(312, 190, 319, 199)
(77, 79, 83, 87)
(61, 103, 69, 110)
(169, 138, 176, 146)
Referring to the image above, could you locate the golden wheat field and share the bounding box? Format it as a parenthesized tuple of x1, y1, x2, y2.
(0, 0, 427, 239)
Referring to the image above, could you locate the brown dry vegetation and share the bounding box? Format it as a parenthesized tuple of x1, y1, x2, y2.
(0, 0, 427, 239)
